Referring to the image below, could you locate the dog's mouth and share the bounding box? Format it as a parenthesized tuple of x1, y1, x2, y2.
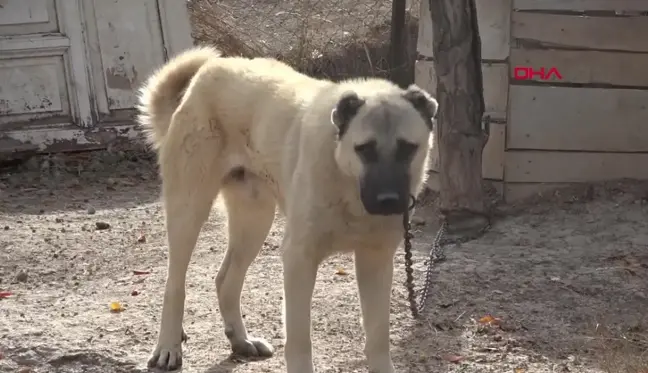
(360, 189, 409, 216)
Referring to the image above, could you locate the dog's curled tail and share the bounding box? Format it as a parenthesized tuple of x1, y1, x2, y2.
(137, 46, 221, 149)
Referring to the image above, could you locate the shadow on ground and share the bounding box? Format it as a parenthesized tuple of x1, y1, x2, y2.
(393, 191, 648, 373)
(0, 148, 160, 216)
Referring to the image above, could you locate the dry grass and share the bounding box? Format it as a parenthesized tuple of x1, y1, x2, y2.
(187, 0, 420, 80)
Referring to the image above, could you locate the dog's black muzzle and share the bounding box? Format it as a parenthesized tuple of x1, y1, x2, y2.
(359, 162, 410, 216)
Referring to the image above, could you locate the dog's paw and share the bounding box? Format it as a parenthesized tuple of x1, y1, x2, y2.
(231, 336, 274, 358)
(147, 330, 188, 371)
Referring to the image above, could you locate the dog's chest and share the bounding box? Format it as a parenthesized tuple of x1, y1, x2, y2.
(332, 215, 403, 250)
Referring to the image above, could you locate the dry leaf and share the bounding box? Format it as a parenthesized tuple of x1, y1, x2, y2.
(442, 354, 463, 363)
(0, 291, 12, 299)
(109, 301, 124, 313)
(478, 314, 501, 325)
(335, 268, 348, 275)
(133, 270, 151, 275)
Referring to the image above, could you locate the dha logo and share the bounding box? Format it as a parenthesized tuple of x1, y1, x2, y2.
(513, 66, 563, 81)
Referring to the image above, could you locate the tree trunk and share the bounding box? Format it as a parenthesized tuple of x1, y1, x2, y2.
(428, 0, 489, 231)
(389, 0, 408, 88)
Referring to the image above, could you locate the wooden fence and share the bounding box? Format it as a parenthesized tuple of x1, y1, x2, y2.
(415, 0, 648, 201)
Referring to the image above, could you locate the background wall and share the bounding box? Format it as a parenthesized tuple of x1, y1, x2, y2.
(415, 0, 648, 201)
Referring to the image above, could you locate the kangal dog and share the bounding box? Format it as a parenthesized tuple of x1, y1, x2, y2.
(137, 46, 438, 373)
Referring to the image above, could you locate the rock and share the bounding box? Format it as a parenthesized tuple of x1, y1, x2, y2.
(16, 271, 28, 282)
(95, 222, 111, 230)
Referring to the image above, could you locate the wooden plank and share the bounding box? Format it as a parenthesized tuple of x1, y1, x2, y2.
(0, 123, 140, 156)
(157, 0, 194, 58)
(507, 86, 648, 152)
(509, 49, 648, 87)
(0, 35, 70, 56)
(512, 12, 648, 52)
(427, 122, 506, 180)
(504, 151, 648, 183)
(514, 0, 648, 11)
(58, 0, 94, 127)
(415, 60, 509, 121)
(0, 56, 69, 120)
(90, 0, 166, 112)
(0, 0, 58, 36)
(418, 0, 511, 60)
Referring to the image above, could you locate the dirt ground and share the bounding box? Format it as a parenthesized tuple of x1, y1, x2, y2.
(1, 148, 647, 373)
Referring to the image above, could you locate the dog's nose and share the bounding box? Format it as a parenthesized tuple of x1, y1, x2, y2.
(376, 192, 400, 209)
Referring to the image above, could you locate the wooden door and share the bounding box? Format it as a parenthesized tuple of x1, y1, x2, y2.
(0, 0, 93, 153)
(82, 0, 193, 126)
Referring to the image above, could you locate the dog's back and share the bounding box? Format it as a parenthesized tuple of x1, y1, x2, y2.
(137, 47, 325, 176)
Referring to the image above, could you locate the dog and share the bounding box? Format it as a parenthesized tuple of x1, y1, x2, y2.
(137, 46, 438, 373)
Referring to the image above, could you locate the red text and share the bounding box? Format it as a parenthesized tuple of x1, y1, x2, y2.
(513, 66, 563, 81)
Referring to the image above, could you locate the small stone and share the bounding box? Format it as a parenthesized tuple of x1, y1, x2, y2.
(3, 226, 8, 230)
(16, 271, 28, 282)
(95, 222, 111, 230)
(87, 206, 96, 215)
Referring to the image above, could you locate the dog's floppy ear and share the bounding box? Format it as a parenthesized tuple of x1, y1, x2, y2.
(403, 84, 438, 130)
(331, 91, 365, 138)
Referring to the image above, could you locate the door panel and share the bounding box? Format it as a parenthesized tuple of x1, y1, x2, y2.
(0, 55, 71, 129)
(0, 0, 59, 36)
(84, 0, 167, 122)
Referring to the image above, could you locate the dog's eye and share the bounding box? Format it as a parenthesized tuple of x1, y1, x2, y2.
(354, 141, 378, 163)
(395, 139, 419, 162)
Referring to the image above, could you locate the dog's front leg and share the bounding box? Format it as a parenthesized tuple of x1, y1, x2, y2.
(282, 236, 319, 373)
(354, 247, 397, 373)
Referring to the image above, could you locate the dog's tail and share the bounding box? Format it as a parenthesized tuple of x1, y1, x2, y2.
(137, 46, 221, 149)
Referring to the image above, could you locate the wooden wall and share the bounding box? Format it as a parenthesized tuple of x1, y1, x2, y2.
(415, 0, 648, 201)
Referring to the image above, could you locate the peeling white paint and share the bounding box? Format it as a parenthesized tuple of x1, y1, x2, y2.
(2, 124, 142, 152)
(0, 0, 193, 155)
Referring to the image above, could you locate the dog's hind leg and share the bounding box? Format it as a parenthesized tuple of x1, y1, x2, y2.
(216, 173, 276, 358)
(148, 116, 223, 371)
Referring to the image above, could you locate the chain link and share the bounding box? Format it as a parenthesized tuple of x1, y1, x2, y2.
(402, 199, 491, 319)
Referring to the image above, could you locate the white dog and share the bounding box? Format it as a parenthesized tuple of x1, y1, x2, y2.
(137, 46, 437, 373)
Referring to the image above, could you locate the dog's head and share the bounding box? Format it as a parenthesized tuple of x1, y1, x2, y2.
(331, 83, 438, 216)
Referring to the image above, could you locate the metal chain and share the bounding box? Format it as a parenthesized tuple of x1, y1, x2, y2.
(402, 198, 491, 319)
